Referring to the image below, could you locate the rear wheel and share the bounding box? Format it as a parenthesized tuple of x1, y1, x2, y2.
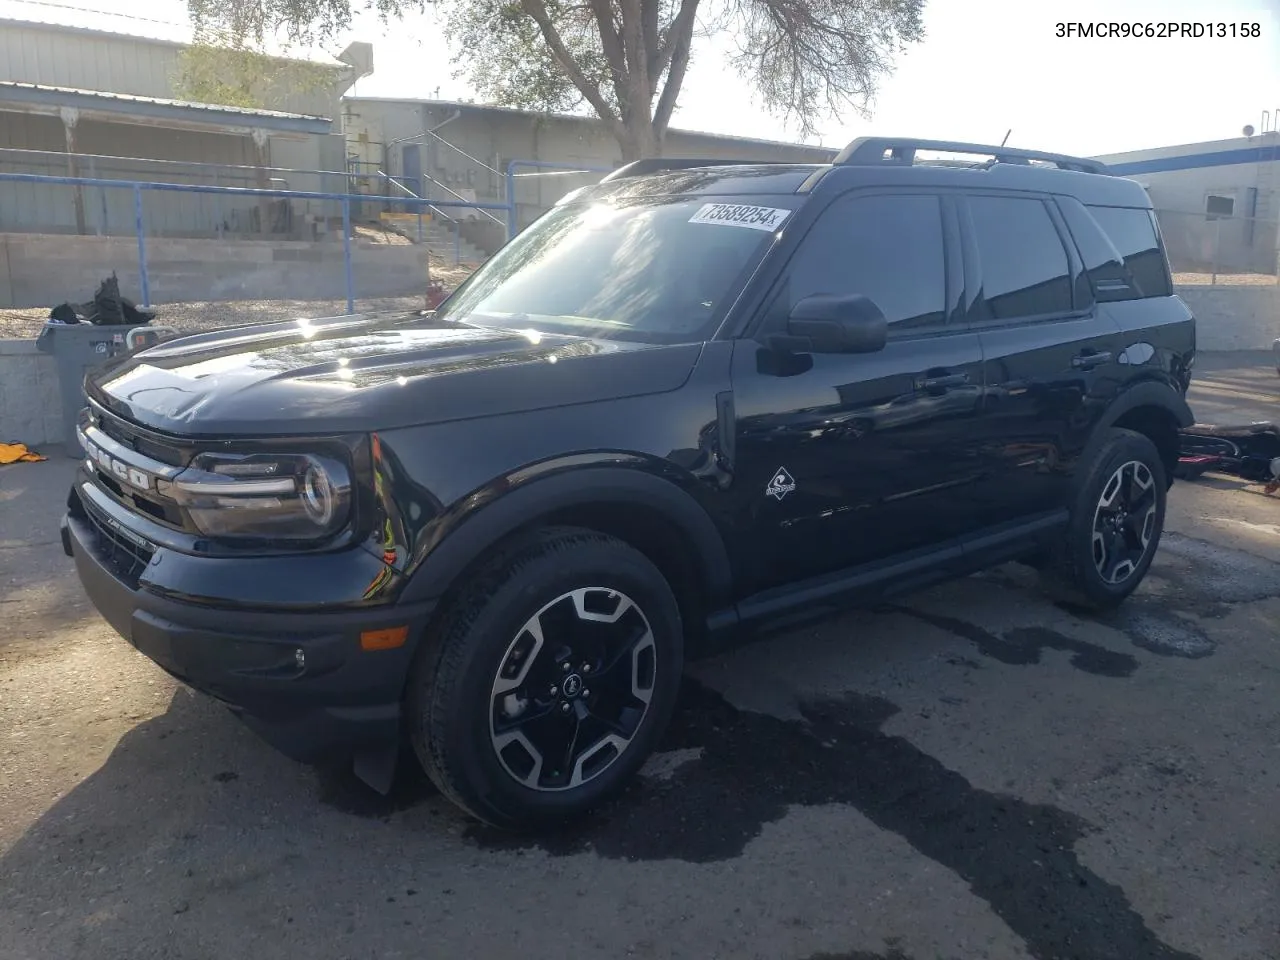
(407, 527, 683, 829)
(1044, 428, 1167, 610)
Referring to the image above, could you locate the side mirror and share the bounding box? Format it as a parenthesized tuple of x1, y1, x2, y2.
(778, 294, 888, 354)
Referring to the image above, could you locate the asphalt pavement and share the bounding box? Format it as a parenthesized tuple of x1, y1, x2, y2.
(1, 353, 1277, 960)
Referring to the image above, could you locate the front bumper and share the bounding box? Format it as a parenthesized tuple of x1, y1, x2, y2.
(62, 506, 437, 764)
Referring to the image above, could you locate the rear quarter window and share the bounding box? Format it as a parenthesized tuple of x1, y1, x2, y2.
(1062, 199, 1173, 300)
(1088, 205, 1172, 298)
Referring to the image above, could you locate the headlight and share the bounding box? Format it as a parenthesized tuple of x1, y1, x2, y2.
(168, 452, 352, 542)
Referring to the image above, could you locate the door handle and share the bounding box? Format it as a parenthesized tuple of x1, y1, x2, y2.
(1072, 351, 1113, 369)
(917, 372, 969, 390)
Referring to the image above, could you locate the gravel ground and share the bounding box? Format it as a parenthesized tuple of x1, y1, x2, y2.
(0, 258, 477, 340)
(1171, 272, 1278, 285)
(0, 354, 1277, 960)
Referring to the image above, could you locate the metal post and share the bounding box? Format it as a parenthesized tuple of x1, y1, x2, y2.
(1212, 217, 1221, 285)
(213, 167, 223, 238)
(88, 156, 107, 236)
(506, 161, 518, 240)
(455, 223, 461, 265)
(343, 197, 354, 314)
(60, 108, 86, 236)
(133, 185, 150, 308)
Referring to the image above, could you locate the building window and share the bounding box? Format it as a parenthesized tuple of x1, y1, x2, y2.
(1205, 194, 1235, 219)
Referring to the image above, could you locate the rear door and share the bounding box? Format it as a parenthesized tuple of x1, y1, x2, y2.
(961, 192, 1129, 525)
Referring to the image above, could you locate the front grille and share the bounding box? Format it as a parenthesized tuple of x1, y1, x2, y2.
(83, 401, 190, 532)
(90, 400, 187, 467)
(79, 495, 155, 588)
(92, 467, 185, 526)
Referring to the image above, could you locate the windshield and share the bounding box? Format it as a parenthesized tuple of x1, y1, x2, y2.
(436, 196, 797, 343)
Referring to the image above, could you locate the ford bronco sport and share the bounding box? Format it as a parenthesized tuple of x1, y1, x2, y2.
(62, 138, 1196, 829)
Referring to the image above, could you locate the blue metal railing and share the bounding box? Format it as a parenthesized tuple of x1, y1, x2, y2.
(505, 159, 614, 239)
(0, 171, 509, 314)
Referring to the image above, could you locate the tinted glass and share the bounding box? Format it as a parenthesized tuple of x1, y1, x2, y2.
(781, 194, 947, 329)
(1087, 205, 1172, 297)
(437, 197, 795, 343)
(970, 196, 1072, 319)
(1058, 197, 1131, 301)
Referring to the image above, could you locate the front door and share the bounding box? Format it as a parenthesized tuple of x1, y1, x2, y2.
(729, 191, 988, 594)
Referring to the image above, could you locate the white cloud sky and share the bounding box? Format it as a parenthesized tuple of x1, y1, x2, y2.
(6, 0, 1280, 156)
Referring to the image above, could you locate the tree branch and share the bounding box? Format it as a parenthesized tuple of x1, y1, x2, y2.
(652, 0, 695, 136)
(617, 0, 651, 123)
(587, 0, 630, 109)
(641, 0, 661, 92)
(652, 0, 699, 97)
(520, 0, 623, 133)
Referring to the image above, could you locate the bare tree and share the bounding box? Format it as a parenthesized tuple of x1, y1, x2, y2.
(187, 0, 926, 159)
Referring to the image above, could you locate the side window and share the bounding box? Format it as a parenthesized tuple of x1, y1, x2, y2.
(1086, 205, 1173, 298)
(778, 194, 947, 331)
(969, 196, 1073, 321)
(1058, 197, 1133, 301)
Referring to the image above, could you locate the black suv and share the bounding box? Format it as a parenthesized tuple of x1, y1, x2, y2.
(62, 138, 1195, 828)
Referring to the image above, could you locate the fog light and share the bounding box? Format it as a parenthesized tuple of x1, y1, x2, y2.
(294, 648, 306, 669)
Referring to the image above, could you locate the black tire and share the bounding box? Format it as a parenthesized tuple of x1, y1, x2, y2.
(406, 526, 683, 829)
(1044, 427, 1167, 610)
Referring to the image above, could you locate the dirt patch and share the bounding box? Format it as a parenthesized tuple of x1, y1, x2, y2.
(0, 254, 477, 339)
(1172, 272, 1277, 286)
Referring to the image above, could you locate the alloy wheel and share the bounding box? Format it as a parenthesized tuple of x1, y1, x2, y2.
(488, 587, 657, 792)
(1091, 459, 1158, 585)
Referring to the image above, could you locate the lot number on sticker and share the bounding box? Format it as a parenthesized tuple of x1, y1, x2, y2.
(689, 203, 790, 232)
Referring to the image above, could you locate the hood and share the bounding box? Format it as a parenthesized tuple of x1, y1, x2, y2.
(87, 312, 703, 437)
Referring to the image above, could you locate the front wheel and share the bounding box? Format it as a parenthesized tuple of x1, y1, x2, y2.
(406, 527, 684, 829)
(1045, 428, 1168, 610)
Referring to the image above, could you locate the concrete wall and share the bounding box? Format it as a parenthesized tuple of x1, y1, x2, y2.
(0, 340, 61, 447)
(1179, 285, 1279, 351)
(3, 283, 1273, 448)
(0, 233, 429, 307)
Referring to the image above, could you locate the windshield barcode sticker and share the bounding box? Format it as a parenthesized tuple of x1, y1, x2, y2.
(688, 203, 790, 232)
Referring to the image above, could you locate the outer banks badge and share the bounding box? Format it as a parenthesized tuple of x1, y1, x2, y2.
(765, 466, 796, 501)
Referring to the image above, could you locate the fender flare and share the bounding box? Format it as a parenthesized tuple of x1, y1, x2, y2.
(1097, 379, 1194, 432)
(396, 466, 734, 607)
(1078, 379, 1193, 481)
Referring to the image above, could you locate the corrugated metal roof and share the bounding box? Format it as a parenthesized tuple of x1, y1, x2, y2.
(0, 0, 346, 66)
(0, 80, 332, 133)
(0, 0, 192, 43)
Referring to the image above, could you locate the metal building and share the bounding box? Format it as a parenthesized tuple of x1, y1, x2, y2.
(0, 10, 371, 238)
(1097, 129, 1280, 277)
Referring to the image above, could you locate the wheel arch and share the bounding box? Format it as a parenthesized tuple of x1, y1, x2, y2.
(1088, 381, 1192, 486)
(397, 466, 735, 647)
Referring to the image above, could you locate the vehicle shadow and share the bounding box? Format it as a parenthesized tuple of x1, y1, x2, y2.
(0, 576, 1206, 960)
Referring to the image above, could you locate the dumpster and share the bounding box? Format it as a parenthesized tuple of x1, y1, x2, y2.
(35, 322, 168, 457)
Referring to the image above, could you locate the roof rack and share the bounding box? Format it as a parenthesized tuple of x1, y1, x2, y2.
(599, 157, 800, 182)
(833, 137, 1109, 175)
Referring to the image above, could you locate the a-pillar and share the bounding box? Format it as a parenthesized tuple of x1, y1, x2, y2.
(59, 107, 87, 235)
